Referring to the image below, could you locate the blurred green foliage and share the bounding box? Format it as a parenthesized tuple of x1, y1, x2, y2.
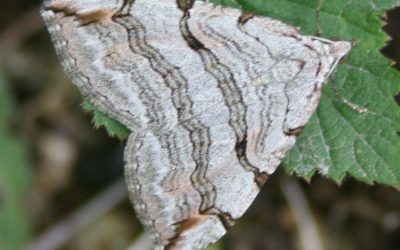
(0, 70, 30, 249)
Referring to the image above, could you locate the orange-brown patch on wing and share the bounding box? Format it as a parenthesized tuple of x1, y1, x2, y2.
(77, 8, 116, 24)
(166, 214, 209, 249)
(175, 214, 208, 233)
(47, 1, 116, 24)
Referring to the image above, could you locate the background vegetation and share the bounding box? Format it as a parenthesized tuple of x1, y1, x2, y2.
(1, 0, 400, 249)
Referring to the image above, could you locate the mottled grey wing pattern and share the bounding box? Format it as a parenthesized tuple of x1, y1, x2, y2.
(41, 0, 351, 249)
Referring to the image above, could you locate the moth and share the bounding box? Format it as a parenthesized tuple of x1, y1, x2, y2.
(41, 0, 351, 249)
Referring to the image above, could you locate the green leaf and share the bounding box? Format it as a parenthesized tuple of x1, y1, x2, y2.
(85, 0, 400, 187)
(0, 70, 31, 249)
(82, 100, 130, 139)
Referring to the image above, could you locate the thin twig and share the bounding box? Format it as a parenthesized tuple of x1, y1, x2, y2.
(280, 176, 325, 250)
(127, 233, 152, 250)
(26, 177, 128, 250)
